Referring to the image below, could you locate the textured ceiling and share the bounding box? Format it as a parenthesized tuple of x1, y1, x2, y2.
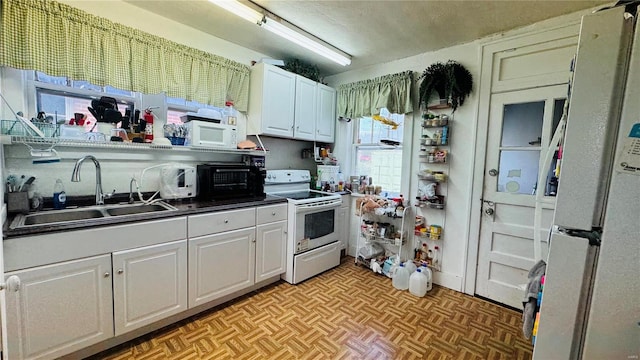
(125, 0, 611, 77)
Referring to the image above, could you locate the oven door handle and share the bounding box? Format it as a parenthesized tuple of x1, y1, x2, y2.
(296, 199, 341, 212)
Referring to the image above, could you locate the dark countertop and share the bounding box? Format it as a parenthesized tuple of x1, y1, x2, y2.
(3, 195, 287, 239)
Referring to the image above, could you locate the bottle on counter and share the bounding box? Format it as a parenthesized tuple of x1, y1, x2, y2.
(224, 101, 237, 126)
(53, 179, 66, 209)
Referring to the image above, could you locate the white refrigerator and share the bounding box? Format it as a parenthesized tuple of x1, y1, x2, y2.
(533, 5, 640, 360)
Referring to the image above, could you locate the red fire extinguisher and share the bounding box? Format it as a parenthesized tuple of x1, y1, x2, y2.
(143, 107, 154, 143)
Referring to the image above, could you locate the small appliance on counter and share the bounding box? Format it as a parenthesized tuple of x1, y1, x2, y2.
(196, 163, 264, 200)
(159, 164, 196, 200)
(184, 121, 237, 149)
(243, 155, 266, 171)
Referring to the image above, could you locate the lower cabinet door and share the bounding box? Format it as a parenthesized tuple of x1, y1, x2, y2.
(189, 227, 256, 308)
(112, 240, 187, 336)
(256, 220, 287, 282)
(5, 255, 114, 360)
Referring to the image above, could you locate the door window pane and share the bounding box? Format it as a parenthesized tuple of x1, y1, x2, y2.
(501, 101, 544, 147)
(497, 150, 540, 194)
(552, 99, 566, 139)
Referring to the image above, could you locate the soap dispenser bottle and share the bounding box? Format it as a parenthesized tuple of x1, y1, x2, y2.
(53, 178, 66, 209)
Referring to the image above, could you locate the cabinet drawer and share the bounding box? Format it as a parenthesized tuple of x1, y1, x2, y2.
(188, 208, 256, 237)
(257, 204, 288, 224)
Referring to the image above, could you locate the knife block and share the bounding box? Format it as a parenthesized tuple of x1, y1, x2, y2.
(7, 191, 29, 214)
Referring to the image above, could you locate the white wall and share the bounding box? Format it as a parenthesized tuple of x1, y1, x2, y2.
(326, 7, 595, 292)
(326, 41, 481, 291)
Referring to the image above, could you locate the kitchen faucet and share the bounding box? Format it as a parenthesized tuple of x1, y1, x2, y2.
(71, 155, 115, 205)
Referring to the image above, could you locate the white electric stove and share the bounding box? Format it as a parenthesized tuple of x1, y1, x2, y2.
(265, 170, 342, 284)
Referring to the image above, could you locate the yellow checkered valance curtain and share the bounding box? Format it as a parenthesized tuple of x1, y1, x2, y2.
(0, 0, 250, 111)
(337, 71, 413, 119)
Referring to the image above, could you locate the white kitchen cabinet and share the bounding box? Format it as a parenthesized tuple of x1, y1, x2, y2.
(256, 204, 288, 283)
(5, 255, 113, 360)
(294, 75, 317, 140)
(255, 221, 287, 282)
(188, 227, 256, 308)
(316, 83, 336, 143)
(112, 240, 187, 336)
(337, 195, 350, 251)
(248, 63, 337, 142)
(248, 63, 296, 138)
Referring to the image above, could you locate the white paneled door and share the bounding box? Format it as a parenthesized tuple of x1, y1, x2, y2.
(475, 85, 566, 308)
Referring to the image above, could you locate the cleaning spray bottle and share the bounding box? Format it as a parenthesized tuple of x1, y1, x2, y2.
(53, 178, 66, 209)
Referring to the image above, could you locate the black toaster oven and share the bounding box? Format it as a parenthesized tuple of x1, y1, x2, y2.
(196, 164, 265, 200)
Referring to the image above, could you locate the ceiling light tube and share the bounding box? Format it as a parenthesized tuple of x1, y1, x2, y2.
(208, 0, 264, 24)
(261, 17, 352, 66)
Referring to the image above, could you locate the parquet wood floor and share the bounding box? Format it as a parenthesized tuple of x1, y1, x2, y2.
(88, 257, 532, 359)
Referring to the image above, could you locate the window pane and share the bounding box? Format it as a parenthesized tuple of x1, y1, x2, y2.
(497, 150, 540, 194)
(167, 109, 186, 125)
(167, 97, 186, 106)
(72, 80, 102, 92)
(358, 117, 373, 143)
(355, 147, 402, 194)
(105, 86, 133, 97)
(552, 99, 566, 138)
(501, 101, 544, 147)
(36, 71, 67, 85)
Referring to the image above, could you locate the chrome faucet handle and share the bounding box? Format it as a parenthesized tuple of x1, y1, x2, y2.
(105, 189, 116, 199)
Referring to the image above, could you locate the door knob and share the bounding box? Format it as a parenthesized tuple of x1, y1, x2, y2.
(117, 269, 124, 274)
(485, 208, 494, 215)
(488, 169, 498, 176)
(104, 272, 110, 278)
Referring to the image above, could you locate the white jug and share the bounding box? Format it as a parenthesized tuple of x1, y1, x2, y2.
(392, 264, 410, 291)
(409, 269, 428, 297)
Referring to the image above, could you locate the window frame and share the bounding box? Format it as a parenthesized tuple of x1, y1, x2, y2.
(351, 109, 406, 197)
(26, 71, 141, 125)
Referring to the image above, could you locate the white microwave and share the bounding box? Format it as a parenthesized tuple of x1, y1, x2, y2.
(185, 120, 237, 149)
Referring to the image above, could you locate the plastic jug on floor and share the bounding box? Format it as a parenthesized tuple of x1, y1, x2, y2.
(404, 260, 417, 274)
(423, 266, 433, 292)
(409, 269, 428, 297)
(392, 264, 410, 291)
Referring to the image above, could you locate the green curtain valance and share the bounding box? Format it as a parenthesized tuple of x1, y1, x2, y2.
(337, 71, 413, 119)
(0, 0, 250, 111)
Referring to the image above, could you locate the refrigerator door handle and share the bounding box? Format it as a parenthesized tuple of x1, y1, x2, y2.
(560, 228, 602, 246)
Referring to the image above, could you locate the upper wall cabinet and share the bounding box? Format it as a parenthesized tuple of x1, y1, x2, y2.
(294, 76, 317, 141)
(248, 63, 296, 138)
(248, 63, 336, 143)
(316, 83, 336, 143)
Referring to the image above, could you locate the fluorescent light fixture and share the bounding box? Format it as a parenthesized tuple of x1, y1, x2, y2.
(208, 0, 352, 66)
(261, 17, 351, 66)
(208, 0, 263, 24)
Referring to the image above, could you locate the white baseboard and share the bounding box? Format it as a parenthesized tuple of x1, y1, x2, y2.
(433, 270, 463, 292)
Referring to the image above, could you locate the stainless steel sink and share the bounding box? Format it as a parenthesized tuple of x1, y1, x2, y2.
(23, 209, 105, 226)
(105, 204, 173, 216)
(9, 202, 177, 229)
